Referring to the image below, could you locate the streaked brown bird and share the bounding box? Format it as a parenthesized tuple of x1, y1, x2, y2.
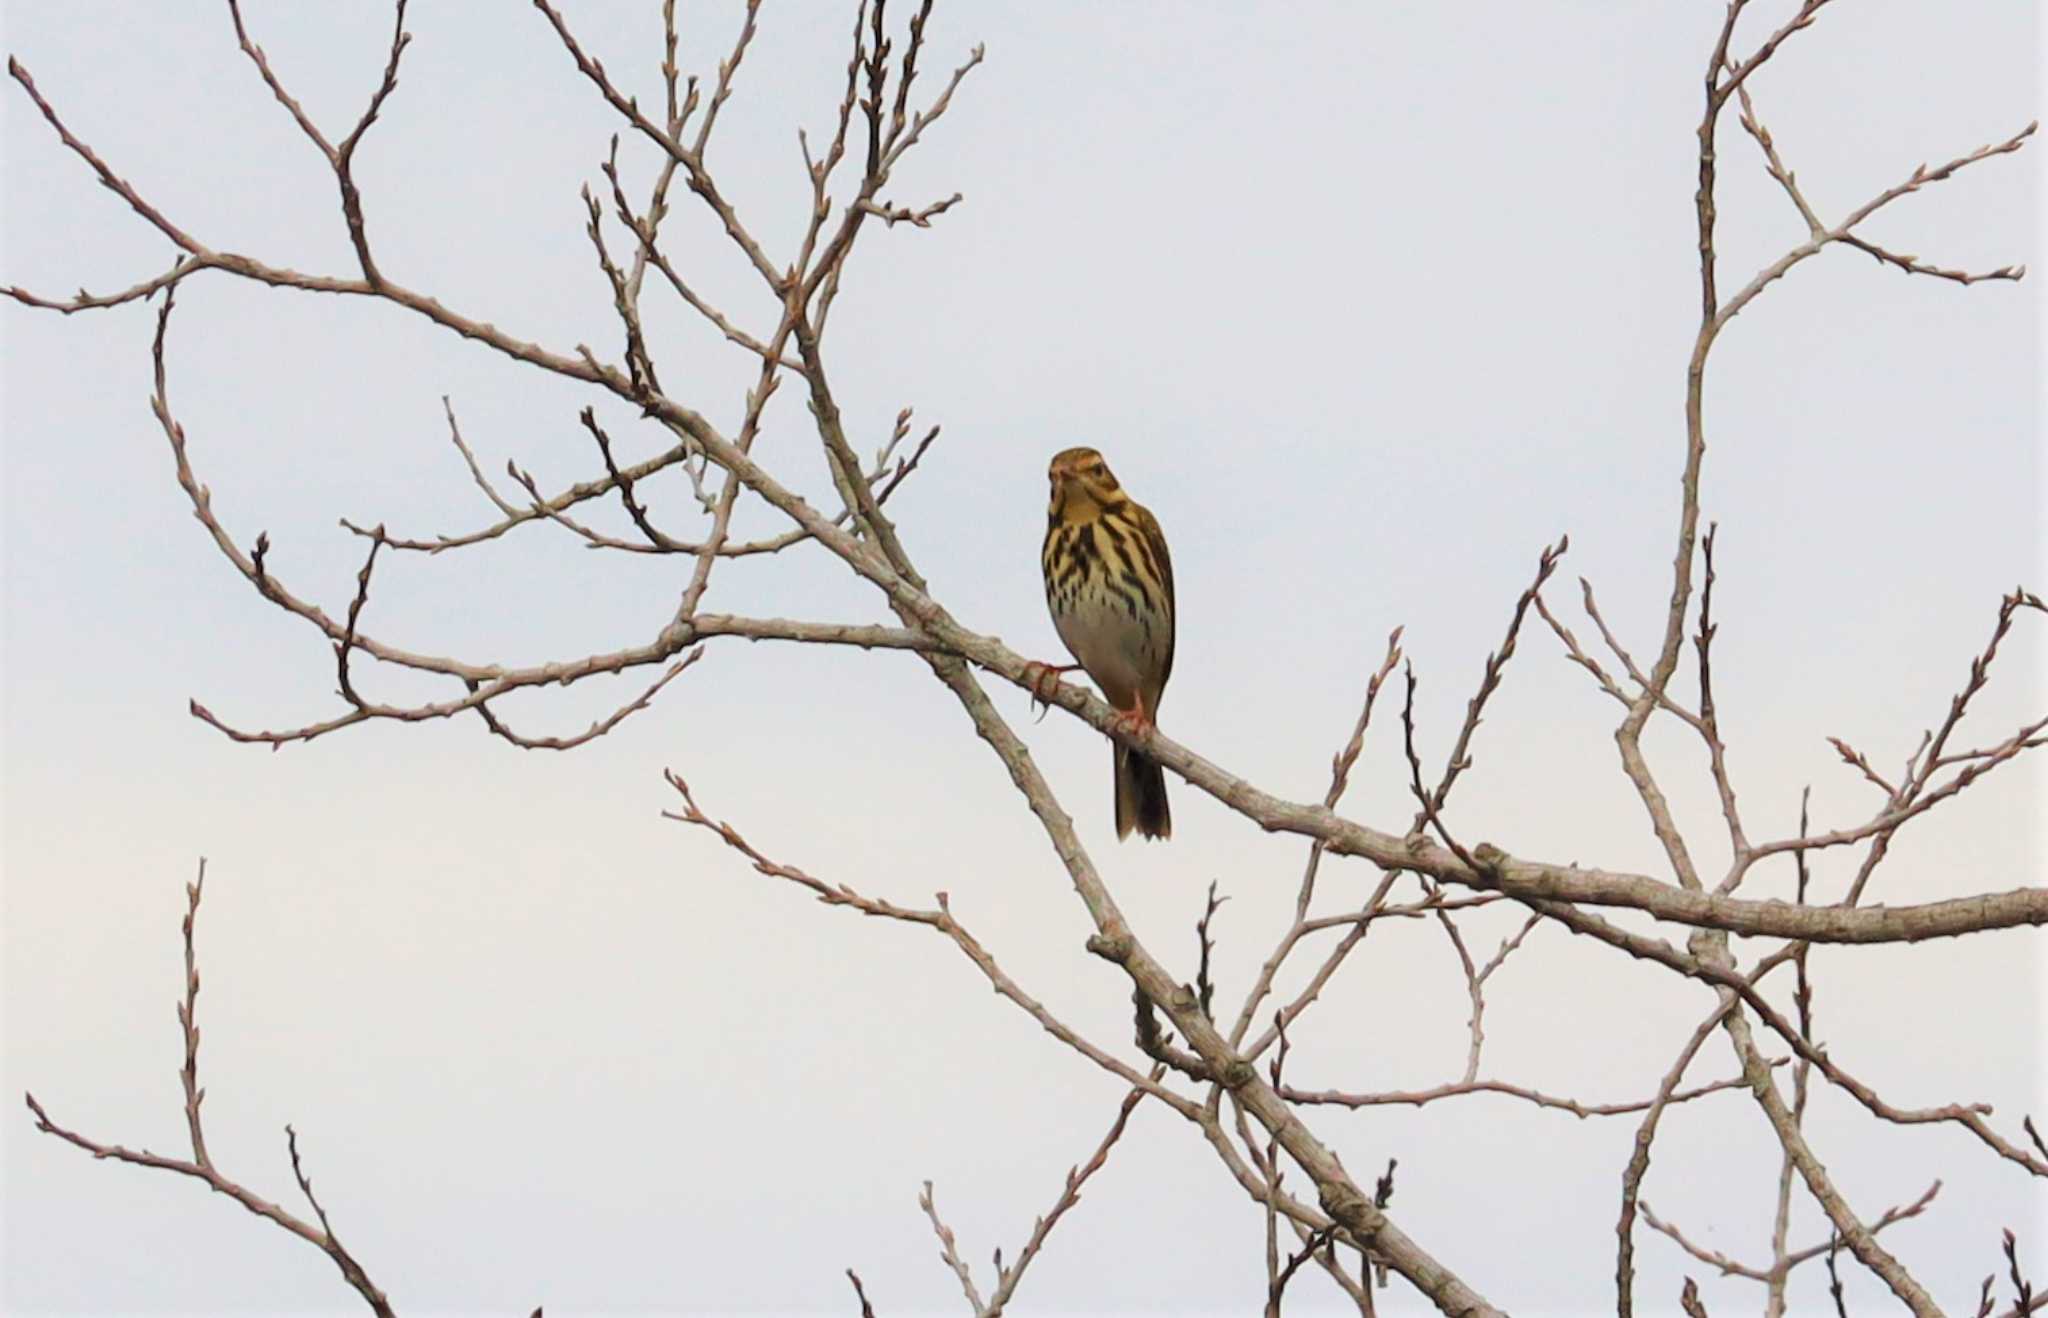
(1036, 446, 1176, 840)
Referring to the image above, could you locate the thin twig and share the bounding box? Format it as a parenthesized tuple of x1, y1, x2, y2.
(26, 862, 395, 1316)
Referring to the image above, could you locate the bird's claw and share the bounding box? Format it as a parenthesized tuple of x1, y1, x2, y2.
(1107, 706, 1155, 741)
(1021, 660, 1077, 720)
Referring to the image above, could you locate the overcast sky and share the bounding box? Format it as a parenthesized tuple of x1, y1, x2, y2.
(3, 3, 2041, 1316)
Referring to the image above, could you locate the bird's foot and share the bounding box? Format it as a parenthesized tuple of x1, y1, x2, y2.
(1021, 661, 1081, 720)
(1107, 703, 1156, 741)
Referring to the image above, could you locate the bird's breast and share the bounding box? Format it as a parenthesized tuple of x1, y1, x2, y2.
(1044, 516, 1171, 709)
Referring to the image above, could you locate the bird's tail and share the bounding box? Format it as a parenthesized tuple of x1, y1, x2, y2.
(1114, 743, 1172, 841)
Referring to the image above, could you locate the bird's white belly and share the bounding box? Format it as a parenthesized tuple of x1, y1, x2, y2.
(1053, 580, 1166, 710)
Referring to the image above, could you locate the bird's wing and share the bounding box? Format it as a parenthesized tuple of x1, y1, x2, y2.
(1135, 501, 1175, 691)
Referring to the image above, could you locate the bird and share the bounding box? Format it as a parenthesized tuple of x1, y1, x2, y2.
(1035, 446, 1176, 841)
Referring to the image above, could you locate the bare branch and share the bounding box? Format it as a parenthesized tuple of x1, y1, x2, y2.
(176, 862, 210, 1167)
(846, 1268, 878, 1318)
(1283, 1069, 1761, 1119)
(1229, 627, 1402, 1051)
(466, 655, 699, 752)
(1413, 536, 1567, 828)
(7, 57, 206, 254)
(581, 175, 662, 396)
(2004, 1230, 2038, 1317)
(227, 0, 412, 285)
(531, 0, 783, 291)
(1530, 897, 2048, 1177)
(580, 406, 691, 550)
(985, 1079, 1152, 1316)
(919, 1182, 986, 1314)
(25, 862, 395, 1316)
(690, 0, 761, 160)
(1692, 525, 1751, 861)
(1268, 1226, 1338, 1316)
(1193, 882, 1227, 1018)
(4, 255, 195, 313)
(1617, 989, 1742, 1314)
(1712, 121, 2036, 337)
(662, 773, 1194, 1116)
(914, 654, 1504, 1314)
(1644, 1178, 1940, 1283)
(1716, 1, 1833, 107)
(857, 192, 964, 227)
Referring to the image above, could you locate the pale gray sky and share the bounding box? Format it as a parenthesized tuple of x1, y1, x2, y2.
(3, 3, 2041, 1315)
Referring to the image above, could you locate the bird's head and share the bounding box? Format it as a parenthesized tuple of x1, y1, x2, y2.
(1048, 446, 1123, 518)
